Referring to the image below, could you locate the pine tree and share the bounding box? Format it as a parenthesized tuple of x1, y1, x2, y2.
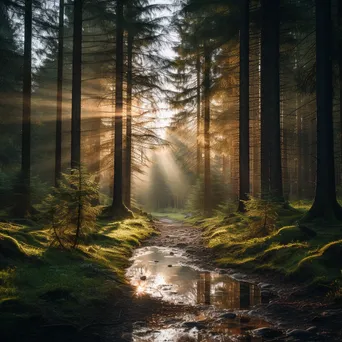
(305, 0, 342, 220)
(71, 0, 82, 170)
(55, 0, 64, 186)
(238, 0, 250, 212)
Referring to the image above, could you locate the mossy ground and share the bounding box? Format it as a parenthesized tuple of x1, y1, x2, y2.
(151, 210, 187, 221)
(187, 201, 342, 289)
(0, 217, 156, 340)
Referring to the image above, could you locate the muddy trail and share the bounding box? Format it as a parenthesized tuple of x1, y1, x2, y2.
(106, 219, 342, 342)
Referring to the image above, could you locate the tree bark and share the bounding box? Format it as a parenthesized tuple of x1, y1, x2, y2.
(125, 31, 133, 210)
(203, 47, 212, 216)
(238, 0, 250, 212)
(112, 0, 131, 217)
(71, 0, 82, 170)
(296, 96, 302, 199)
(260, 0, 283, 201)
(55, 0, 64, 186)
(305, 0, 342, 220)
(196, 51, 201, 177)
(18, 0, 32, 217)
(339, 0, 342, 183)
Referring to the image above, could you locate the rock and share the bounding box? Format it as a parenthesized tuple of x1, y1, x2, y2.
(231, 273, 246, 280)
(163, 318, 181, 325)
(307, 326, 318, 333)
(240, 316, 251, 323)
(287, 329, 314, 340)
(140, 276, 147, 281)
(154, 260, 159, 263)
(252, 327, 283, 339)
(219, 312, 237, 319)
(168, 264, 172, 267)
(170, 252, 174, 256)
(121, 332, 132, 341)
(182, 321, 206, 330)
(133, 321, 146, 327)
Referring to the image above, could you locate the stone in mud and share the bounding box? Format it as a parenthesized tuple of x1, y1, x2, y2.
(252, 327, 283, 339)
(231, 273, 246, 280)
(121, 332, 132, 341)
(261, 290, 276, 299)
(163, 318, 181, 325)
(177, 336, 196, 342)
(306, 326, 318, 333)
(133, 321, 147, 327)
(219, 312, 237, 319)
(182, 321, 206, 330)
(287, 329, 314, 340)
(240, 316, 251, 323)
(140, 276, 147, 281)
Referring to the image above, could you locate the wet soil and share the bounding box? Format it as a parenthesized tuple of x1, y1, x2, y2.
(109, 219, 342, 342)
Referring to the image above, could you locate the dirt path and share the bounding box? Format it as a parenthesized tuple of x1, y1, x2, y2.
(102, 219, 342, 342)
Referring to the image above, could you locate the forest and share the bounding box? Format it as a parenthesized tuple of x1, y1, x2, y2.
(1, 0, 342, 341)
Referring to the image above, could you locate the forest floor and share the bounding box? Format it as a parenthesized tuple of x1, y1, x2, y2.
(109, 218, 342, 341)
(1, 215, 342, 341)
(0, 216, 156, 342)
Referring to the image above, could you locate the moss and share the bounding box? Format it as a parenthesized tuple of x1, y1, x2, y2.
(195, 206, 342, 288)
(0, 216, 156, 338)
(0, 233, 28, 262)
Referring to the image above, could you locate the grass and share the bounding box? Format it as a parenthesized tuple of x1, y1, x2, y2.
(0, 217, 156, 340)
(151, 210, 187, 221)
(188, 201, 342, 289)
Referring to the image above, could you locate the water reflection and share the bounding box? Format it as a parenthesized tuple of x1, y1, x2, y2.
(126, 247, 269, 342)
(127, 247, 261, 309)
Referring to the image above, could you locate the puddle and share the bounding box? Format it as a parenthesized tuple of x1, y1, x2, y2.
(126, 246, 272, 341)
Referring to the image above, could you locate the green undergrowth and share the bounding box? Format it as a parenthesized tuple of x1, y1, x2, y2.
(0, 217, 156, 339)
(188, 203, 342, 290)
(151, 209, 187, 221)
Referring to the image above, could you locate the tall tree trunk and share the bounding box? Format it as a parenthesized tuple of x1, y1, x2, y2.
(238, 0, 250, 212)
(18, 0, 32, 217)
(296, 97, 302, 199)
(260, 0, 283, 201)
(203, 47, 212, 216)
(112, 0, 131, 217)
(71, 0, 82, 170)
(251, 35, 261, 197)
(55, 0, 64, 186)
(125, 32, 133, 210)
(339, 0, 342, 182)
(305, 0, 342, 220)
(196, 51, 201, 177)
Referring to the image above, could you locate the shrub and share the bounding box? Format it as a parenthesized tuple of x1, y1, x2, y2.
(40, 168, 101, 249)
(244, 196, 281, 237)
